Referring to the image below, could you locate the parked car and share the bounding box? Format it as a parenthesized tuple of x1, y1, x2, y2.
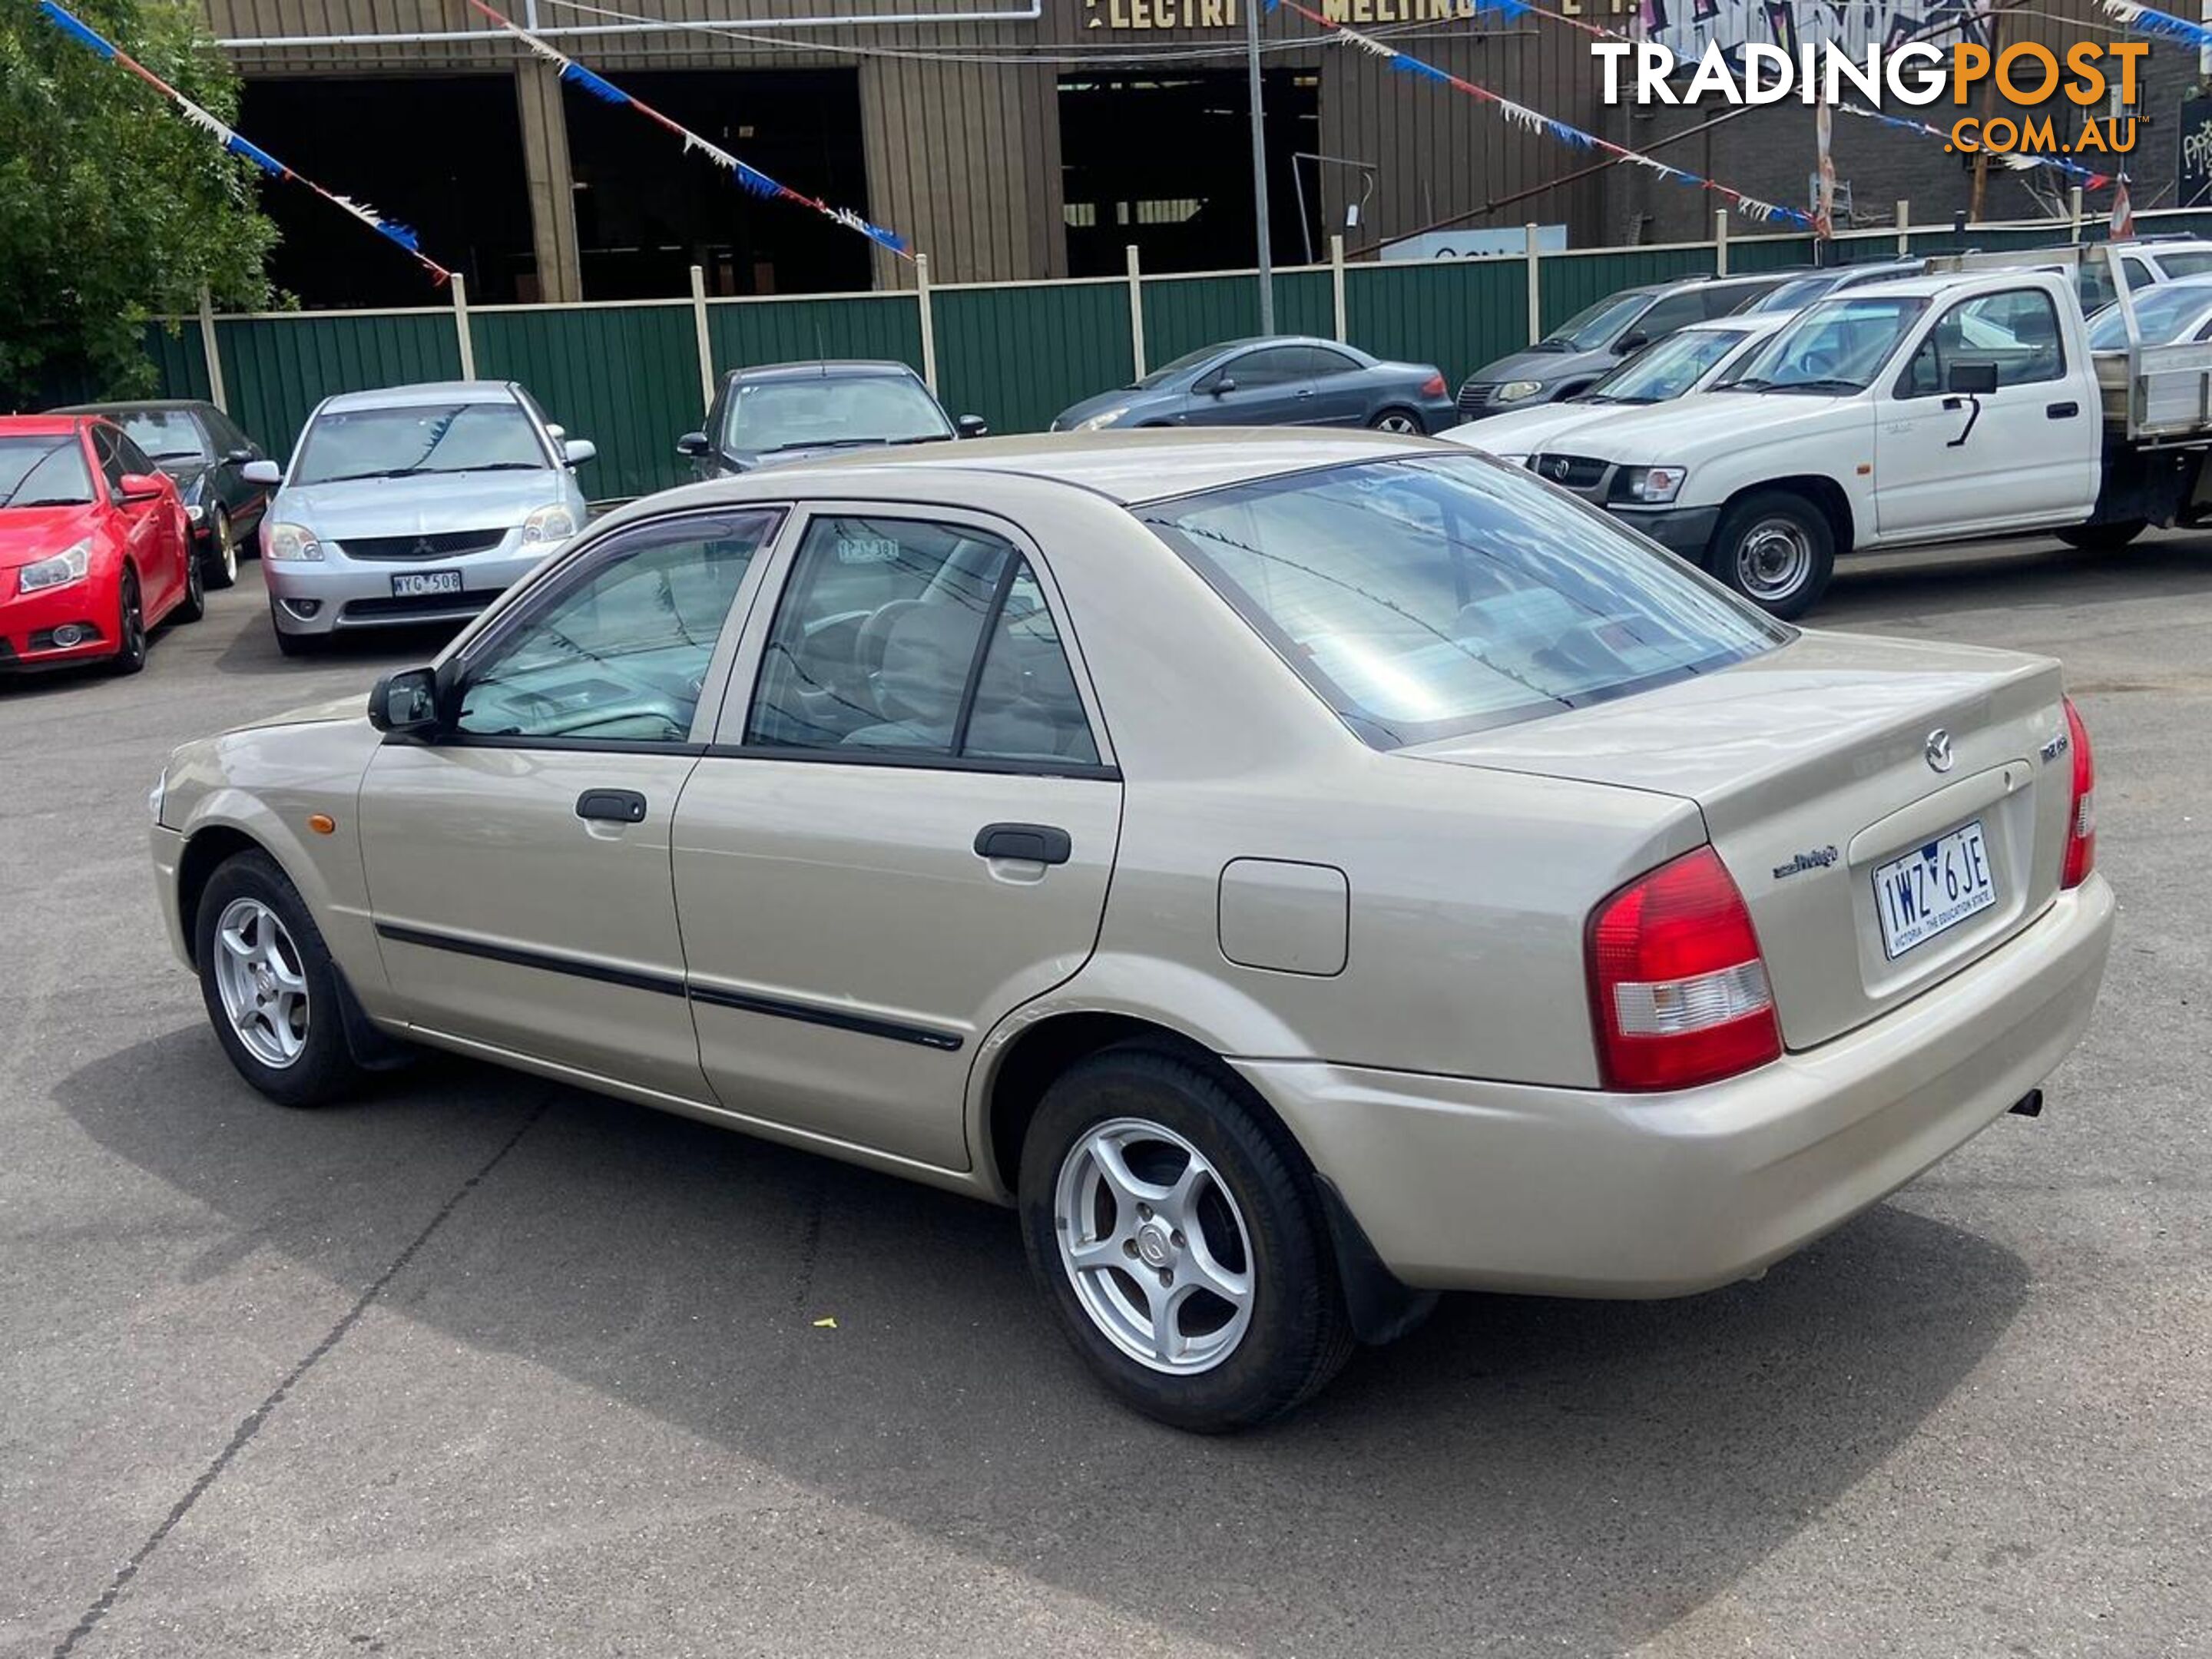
(1442, 313, 1790, 465)
(1454, 272, 1790, 420)
(1, 415, 199, 675)
(150, 429, 2113, 1432)
(51, 398, 270, 589)
(1743, 258, 1928, 313)
(242, 380, 594, 657)
(1052, 336, 1455, 433)
(2074, 236, 2212, 311)
(2085, 271, 2212, 347)
(677, 360, 987, 478)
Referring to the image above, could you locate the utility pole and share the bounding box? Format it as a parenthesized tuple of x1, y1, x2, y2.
(1246, 0, 1275, 333)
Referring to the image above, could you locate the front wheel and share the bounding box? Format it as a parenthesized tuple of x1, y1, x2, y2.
(174, 538, 206, 624)
(194, 850, 363, 1108)
(2056, 518, 2146, 551)
(1709, 491, 1835, 620)
(108, 568, 147, 675)
(1018, 1048, 1353, 1432)
(204, 506, 240, 588)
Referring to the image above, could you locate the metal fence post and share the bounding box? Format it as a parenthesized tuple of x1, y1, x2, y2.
(690, 265, 714, 413)
(1330, 234, 1349, 343)
(1127, 243, 1146, 381)
(196, 286, 227, 412)
(452, 272, 476, 379)
(1714, 209, 1730, 276)
(1896, 200, 1912, 257)
(2069, 185, 2085, 243)
(916, 253, 938, 394)
(1525, 222, 1541, 345)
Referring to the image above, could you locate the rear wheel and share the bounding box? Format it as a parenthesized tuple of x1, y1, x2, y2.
(204, 506, 239, 588)
(1710, 490, 1835, 620)
(2056, 518, 2145, 551)
(1018, 1047, 1353, 1432)
(109, 568, 147, 675)
(1369, 407, 1423, 435)
(194, 850, 363, 1108)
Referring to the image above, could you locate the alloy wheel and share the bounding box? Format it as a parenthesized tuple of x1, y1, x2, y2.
(1373, 412, 1421, 434)
(1053, 1116, 1256, 1374)
(214, 508, 237, 584)
(211, 896, 310, 1068)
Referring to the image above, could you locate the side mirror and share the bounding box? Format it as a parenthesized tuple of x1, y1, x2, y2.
(1210, 376, 1238, 396)
(561, 438, 597, 466)
(118, 472, 166, 503)
(956, 415, 990, 439)
(223, 448, 254, 466)
(1947, 362, 1999, 396)
(1614, 333, 1648, 355)
(368, 667, 442, 735)
(676, 430, 711, 458)
(240, 459, 283, 486)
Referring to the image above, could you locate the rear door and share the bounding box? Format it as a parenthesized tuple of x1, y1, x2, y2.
(358, 508, 779, 1098)
(671, 504, 1122, 1170)
(1874, 285, 2101, 538)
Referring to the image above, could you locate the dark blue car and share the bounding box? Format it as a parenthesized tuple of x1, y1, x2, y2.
(1051, 336, 1456, 435)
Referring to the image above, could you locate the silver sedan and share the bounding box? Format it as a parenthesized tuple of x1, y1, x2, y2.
(149, 430, 2114, 1430)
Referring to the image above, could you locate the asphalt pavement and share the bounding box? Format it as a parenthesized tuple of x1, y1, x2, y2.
(2, 537, 2206, 1657)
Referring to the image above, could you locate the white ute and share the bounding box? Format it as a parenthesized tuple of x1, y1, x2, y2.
(1524, 259, 2212, 616)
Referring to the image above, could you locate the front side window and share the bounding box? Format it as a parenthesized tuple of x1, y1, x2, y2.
(118, 410, 211, 463)
(0, 437, 96, 507)
(455, 512, 777, 743)
(1717, 295, 1927, 395)
(1141, 455, 1785, 748)
(294, 400, 549, 485)
(90, 428, 127, 495)
(1898, 288, 2064, 396)
(1224, 347, 1309, 389)
(115, 432, 159, 476)
(746, 515, 1098, 764)
(722, 375, 952, 455)
(1629, 292, 1707, 343)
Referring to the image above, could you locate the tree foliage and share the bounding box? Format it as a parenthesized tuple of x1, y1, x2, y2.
(0, 0, 276, 406)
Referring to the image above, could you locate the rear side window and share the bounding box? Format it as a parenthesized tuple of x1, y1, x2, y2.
(746, 515, 1099, 765)
(1140, 455, 1786, 749)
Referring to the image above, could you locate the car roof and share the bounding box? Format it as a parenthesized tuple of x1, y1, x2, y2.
(49, 399, 213, 416)
(0, 414, 93, 436)
(317, 380, 522, 413)
(726, 360, 925, 383)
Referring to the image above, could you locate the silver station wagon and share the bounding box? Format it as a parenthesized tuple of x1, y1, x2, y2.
(149, 431, 2114, 1431)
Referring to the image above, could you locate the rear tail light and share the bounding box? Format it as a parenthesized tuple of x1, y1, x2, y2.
(1587, 846, 1782, 1091)
(2061, 695, 2096, 889)
(1419, 373, 1447, 398)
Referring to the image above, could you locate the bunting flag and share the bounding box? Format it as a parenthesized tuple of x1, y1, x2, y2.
(1268, 0, 1814, 227)
(462, 0, 912, 260)
(2101, 0, 2212, 45)
(2111, 174, 2136, 237)
(1833, 104, 2112, 190)
(33, 0, 451, 283)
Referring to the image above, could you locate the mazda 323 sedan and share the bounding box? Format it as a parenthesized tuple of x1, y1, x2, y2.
(149, 432, 2114, 1431)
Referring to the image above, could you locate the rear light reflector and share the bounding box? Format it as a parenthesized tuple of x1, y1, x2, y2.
(2061, 695, 2096, 889)
(1588, 846, 1782, 1091)
(1419, 373, 1447, 398)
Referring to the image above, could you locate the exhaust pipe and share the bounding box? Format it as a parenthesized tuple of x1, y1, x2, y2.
(2009, 1089, 2045, 1118)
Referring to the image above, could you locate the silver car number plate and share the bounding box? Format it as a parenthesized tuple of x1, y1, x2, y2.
(391, 569, 462, 598)
(1874, 820, 1996, 959)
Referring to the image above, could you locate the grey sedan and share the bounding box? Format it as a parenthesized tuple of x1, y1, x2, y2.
(1051, 337, 1456, 434)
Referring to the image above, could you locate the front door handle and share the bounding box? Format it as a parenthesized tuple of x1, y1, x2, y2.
(974, 823, 1071, 865)
(2047, 400, 2079, 419)
(576, 788, 647, 823)
(1294, 387, 1316, 399)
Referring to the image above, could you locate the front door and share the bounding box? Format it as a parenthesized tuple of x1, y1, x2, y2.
(671, 506, 1122, 1170)
(1874, 285, 2102, 540)
(92, 426, 181, 615)
(358, 507, 780, 1099)
(1180, 344, 1318, 427)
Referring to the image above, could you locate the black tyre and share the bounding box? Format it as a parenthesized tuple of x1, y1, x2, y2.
(204, 506, 240, 588)
(2056, 518, 2146, 551)
(1369, 406, 1424, 435)
(1710, 490, 1836, 620)
(194, 849, 363, 1108)
(1018, 1046, 1353, 1432)
(109, 567, 147, 675)
(174, 539, 206, 624)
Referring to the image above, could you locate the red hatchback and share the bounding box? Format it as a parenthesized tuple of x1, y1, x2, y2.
(0, 415, 200, 674)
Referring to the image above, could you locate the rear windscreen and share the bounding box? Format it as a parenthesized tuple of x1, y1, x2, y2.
(1139, 455, 1787, 749)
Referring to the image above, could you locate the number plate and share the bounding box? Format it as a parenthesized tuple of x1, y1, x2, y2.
(1873, 820, 1997, 959)
(390, 569, 462, 598)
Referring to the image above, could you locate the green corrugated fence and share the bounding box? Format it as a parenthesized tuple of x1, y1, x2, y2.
(108, 212, 2184, 501)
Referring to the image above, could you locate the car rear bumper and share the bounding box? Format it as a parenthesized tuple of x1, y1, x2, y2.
(1239, 874, 2114, 1297)
(264, 542, 561, 636)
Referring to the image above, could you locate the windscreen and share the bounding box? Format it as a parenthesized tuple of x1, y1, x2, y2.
(1714, 295, 1927, 393)
(1134, 345, 1225, 389)
(2154, 248, 2212, 279)
(117, 411, 210, 462)
(293, 402, 548, 485)
(1587, 328, 1748, 402)
(723, 375, 952, 452)
(1747, 273, 1842, 313)
(0, 436, 96, 506)
(2087, 282, 2212, 348)
(1140, 455, 1786, 748)
(1538, 292, 1651, 351)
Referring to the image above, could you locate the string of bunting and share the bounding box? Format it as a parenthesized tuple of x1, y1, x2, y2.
(2100, 0, 2212, 45)
(32, 0, 450, 283)
(1833, 103, 2112, 188)
(1265, 0, 1813, 227)
(462, 0, 911, 260)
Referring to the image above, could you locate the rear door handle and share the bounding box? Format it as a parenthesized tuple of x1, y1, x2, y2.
(2047, 400, 2079, 419)
(576, 788, 647, 823)
(974, 823, 1071, 865)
